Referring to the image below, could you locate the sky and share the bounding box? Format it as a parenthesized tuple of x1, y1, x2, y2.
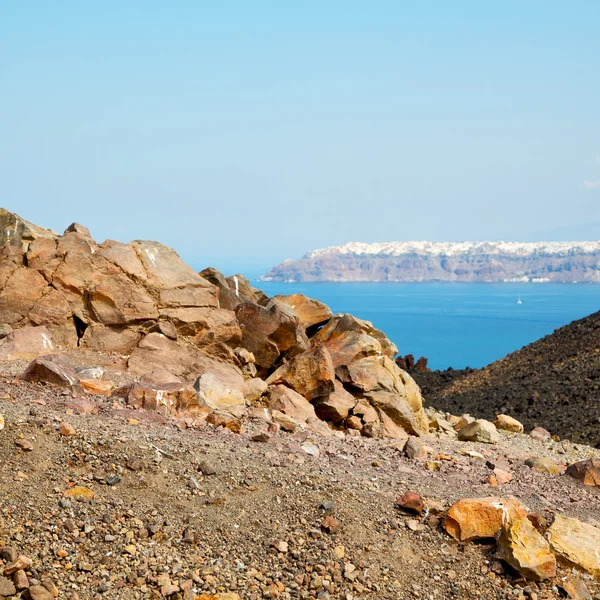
(1, 1, 599, 272)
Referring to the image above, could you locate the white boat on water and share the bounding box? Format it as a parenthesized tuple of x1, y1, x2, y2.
(517, 295, 522, 305)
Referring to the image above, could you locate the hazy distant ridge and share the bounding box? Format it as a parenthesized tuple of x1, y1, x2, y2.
(263, 241, 600, 283)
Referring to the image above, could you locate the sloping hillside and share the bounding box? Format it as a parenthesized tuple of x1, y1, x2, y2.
(416, 310, 600, 446)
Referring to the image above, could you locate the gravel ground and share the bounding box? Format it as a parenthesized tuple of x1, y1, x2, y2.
(1, 366, 600, 600)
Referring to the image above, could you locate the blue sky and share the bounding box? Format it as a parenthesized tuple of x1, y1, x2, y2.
(1, 2, 599, 271)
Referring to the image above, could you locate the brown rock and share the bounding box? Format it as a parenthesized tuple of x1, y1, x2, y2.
(266, 344, 335, 401)
(59, 422, 76, 436)
(565, 458, 600, 487)
(344, 415, 362, 431)
(273, 294, 333, 331)
(21, 354, 78, 386)
(496, 517, 556, 581)
(546, 514, 600, 577)
(404, 437, 428, 460)
(79, 378, 114, 396)
(494, 414, 524, 433)
(525, 456, 564, 475)
(235, 301, 298, 374)
(561, 577, 593, 600)
(81, 325, 142, 354)
(0, 576, 16, 596)
(13, 569, 28, 590)
(457, 419, 499, 444)
(159, 284, 218, 309)
(529, 427, 551, 441)
(194, 373, 246, 418)
(321, 515, 340, 534)
(24, 586, 54, 600)
(0, 208, 56, 251)
(126, 381, 197, 415)
(0, 326, 56, 360)
(396, 491, 425, 514)
(0, 266, 48, 324)
(3, 555, 32, 575)
(313, 313, 398, 358)
(313, 380, 356, 423)
(90, 273, 158, 325)
(268, 385, 317, 424)
(199, 268, 240, 311)
(527, 512, 548, 533)
(444, 497, 527, 541)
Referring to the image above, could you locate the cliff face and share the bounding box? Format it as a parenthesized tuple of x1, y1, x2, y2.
(262, 241, 600, 283)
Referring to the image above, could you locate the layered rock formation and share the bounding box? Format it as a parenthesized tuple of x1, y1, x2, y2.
(0, 209, 426, 439)
(262, 240, 600, 283)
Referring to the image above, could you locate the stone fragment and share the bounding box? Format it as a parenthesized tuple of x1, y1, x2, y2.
(3, 555, 32, 575)
(496, 517, 556, 581)
(396, 491, 425, 514)
(0, 576, 16, 596)
(321, 515, 340, 534)
(268, 385, 318, 425)
(198, 460, 216, 476)
(13, 569, 28, 590)
(270, 540, 288, 553)
(529, 427, 551, 441)
(565, 458, 600, 487)
(404, 437, 428, 460)
(546, 514, 600, 577)
(79, 378, 114, 396)
(457, 419, 499, 444)
(494, 414, 524, 433)
(21, 354, 78, 386)
(126, 381, 197, 416)
(444, 497, 527, 541)
(80, 324, 141, 354)
(63, 486, 94, 500)
(312, 380, 356, 423)
(525, 456, 564, 475)
(59, 422, 76, 436)
(561, 577, 593, 600)
(266, 344, 335, 401)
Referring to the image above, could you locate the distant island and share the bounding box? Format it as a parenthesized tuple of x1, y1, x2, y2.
(261, 241, 600, 283)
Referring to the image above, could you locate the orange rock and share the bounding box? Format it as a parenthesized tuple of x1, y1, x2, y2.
(496, 517, 556, 581)
(444, 497, 527, 541)
(565, 458, 600, 487)
(79, 378, 114, 396)
(59, 422, 76, 436)
(64, 486, 94, 500)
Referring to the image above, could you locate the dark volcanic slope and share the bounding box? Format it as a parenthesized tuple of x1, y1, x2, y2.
(415, 310, 600, 447)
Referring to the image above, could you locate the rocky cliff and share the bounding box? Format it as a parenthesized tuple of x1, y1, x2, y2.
(262, 241, 600, 283)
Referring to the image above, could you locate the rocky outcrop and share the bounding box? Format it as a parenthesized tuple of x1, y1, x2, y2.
(262, 241, 600, 283)
(0, 209, 426, 440)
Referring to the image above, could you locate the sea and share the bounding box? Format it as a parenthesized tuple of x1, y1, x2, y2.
(252, 280, 599, 371)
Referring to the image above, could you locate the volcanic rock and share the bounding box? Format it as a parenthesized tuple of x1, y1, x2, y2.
(496, 517, 556, 581)
(457, 419, 499, 444)
(266, 345, 335, 401)
(546, 514, 600, 577)
(21, 354, 78, 386)
(273, 293, 333, 331)
(565, 458, 600, 487)
(444, 497, 527, 541)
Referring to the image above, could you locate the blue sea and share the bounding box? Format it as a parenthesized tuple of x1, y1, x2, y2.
(254, 281, 599, 371)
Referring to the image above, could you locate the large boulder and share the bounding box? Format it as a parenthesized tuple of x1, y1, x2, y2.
(444, 498, 527, 541)
(565, 459, 600, 487)
(194, 373, 246, 418)
(199, 268, 240, 311)
(313, 313, 398, 358)
(273, 294, 333, 332)
(313, 380, 356, 423)
(546, 514, 600, 577)
(21, 354, 78, 386)
(81, 325, 142, 354)
(268, 385, 317, 424)
(0, 326, 56, 360)
(496, 517, 556, 581)
(235, 301, 298, 375)
(266, 345, 335, 401)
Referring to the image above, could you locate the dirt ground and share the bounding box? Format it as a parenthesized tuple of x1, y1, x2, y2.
(1, 355, 600, 600)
